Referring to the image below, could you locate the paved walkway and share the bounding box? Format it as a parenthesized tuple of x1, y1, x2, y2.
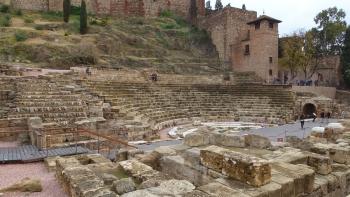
(0, 145, 89, 163)
(240, 118, 338, 142)
(137, 119, 339, 151)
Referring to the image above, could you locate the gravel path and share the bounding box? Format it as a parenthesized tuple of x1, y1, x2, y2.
(0, 162, 68, 197)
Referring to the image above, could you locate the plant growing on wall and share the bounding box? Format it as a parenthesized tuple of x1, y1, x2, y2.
(63, 0, 71, 23)
(80, 0, 88, 34)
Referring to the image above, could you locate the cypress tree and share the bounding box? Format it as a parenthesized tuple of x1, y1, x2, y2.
(341, 26, 350, 87)
(189, 0, 197, 25)
(80, 0, 88, 34)
(63, 0, 71, 23)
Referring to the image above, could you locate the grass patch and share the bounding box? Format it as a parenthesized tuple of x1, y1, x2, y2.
(0, 14, 11, 27)
(24, 17, 34, 24)
(14, 31, 28, 42)
(40, 11, 63, 21)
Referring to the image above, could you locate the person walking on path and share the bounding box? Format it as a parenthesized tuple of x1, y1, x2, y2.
(300, 114, 305, 129)
(326, 112, 331, 123)
(312, 112, 317, 122)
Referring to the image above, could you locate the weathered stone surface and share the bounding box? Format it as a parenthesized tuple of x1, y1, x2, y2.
(112, 178, 136, 195)
(184, 132, 209, 147)
(245, 134, 272, 149)
(138, 179, 161, 189)
(183, 148, 201, 168)
(311, 143, 350, 164)
(215, 178, 268, 197)
(209, 132, 224, 145)
(160, 155, 212, 186)
(272, 162, 315, 195)
(119, 159, 159, 182)
(121, 179, 195, 197)
(0, 178, 42, 193)
(271, 171, 294, 197)
(259, 182, 282, 197)
(222, 151, 271, 187)
(198, 182, 250, 197)
(183, 190, 211, 197)
(307, 153, 332, 175)
(220, 134, 245, 148)
(102, 173, 119, 185)
(200, 146, 227, 172)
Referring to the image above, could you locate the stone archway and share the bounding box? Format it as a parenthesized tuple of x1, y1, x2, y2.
(303, 103, 316, 118)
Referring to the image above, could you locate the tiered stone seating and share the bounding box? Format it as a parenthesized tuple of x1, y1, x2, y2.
(83, 81, 295, 130)
(0, 77, 15, 119)
(8, 79, 87, 125)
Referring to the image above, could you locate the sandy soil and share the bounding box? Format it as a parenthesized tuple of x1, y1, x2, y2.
(0, 162, 68, 197)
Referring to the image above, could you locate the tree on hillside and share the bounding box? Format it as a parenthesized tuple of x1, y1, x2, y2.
(242, 4, 246, 10)
(215, 0, 223, 10)
(314, 7, 347, 55)
(341, 26, 350, 87)
(80, 0, 87, 34)
(63, 0, 71, 23)
(189, 0, 197, 25)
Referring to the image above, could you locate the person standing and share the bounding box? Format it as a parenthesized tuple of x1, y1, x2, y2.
(300, 114, 305, 129)
(312, 112, 317, 122)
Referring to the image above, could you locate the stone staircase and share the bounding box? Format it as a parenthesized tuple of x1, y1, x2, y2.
(82, 80, 295, 131)
(0, 77, 15, 119)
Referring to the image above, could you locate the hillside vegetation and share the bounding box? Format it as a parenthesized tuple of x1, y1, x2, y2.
(0, 5, 220, 74)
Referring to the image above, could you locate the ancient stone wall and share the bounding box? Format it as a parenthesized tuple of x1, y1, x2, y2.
(9, 0, 205, 18)
(199, 7, 257, 62)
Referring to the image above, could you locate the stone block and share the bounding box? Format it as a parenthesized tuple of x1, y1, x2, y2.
(183, 190, 211, 197)
(119, 159, 159, 182)
(209, 132, 224, 145)
(259, 182, 282, 197)
(222, 151, 271, 187)
(271, 171, 294, 197)
(198, 182, 250, 197)
(200, 146, 227, 172)
(215, 178, 268, 197)
(112, 178, 136, 195)
(307, 153, 332, 175)
(184, 132, 209, 147)
(272, 162, 315, 195)
(245, 134, 272, 149)
(160, 156, 212, 186)
(220, 134, 245, 148)
(183, 148, 201, 168)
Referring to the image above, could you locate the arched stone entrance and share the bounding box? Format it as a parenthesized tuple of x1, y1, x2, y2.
(303, 103, 316, 118)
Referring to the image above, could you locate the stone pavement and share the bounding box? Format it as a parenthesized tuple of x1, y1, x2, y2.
(240, 118, 338, 142)
(138, 119, 339, 151)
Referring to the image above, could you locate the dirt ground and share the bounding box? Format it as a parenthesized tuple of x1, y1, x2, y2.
(0, 162, 67, 197)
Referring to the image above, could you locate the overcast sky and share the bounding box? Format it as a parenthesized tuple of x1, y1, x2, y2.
(208, 0, 350, 36)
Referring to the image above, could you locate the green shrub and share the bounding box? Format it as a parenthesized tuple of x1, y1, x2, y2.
(14, 31, 28, 42)
(24, 17, 34, 24)
(41, 11, 63, 21)
(15, 9, 22, 16)
(159, 10, 187, 27)
(0, 14, 11, 27)
(160, 23, 177, 29)
(70, 5, 81, 15)
(34, 25, 43, 30)
(90, 17, 108, 26)
(0, 4, 9, 13)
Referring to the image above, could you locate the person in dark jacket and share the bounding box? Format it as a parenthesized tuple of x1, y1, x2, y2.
(300, 114, 305, 129)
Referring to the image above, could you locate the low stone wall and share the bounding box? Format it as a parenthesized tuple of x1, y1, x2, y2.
(336, 90, 350, 105)
(292, 86, 337, 99)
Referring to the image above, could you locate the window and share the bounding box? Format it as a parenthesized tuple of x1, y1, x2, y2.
(269, 22, 274, 29)
(269, 57, 273, 63)
(255, 22, 260, 30)
(245, 45, 250, 55)
(269, 69, 273, 76)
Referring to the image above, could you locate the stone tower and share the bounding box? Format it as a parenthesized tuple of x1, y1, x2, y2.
(232, 15, 281, 82)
